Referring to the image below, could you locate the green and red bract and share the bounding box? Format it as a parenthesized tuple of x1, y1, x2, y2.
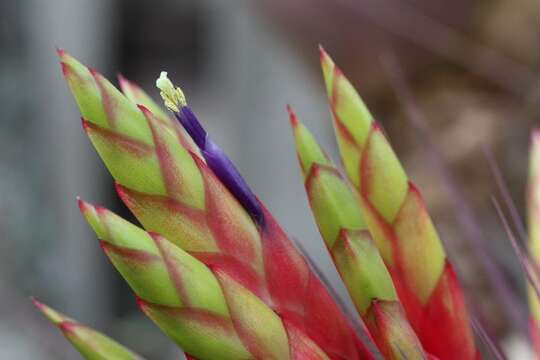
(528, 130, 540, 356)
(319, 47, 478, 360)
(59, 50, 376, 359)
(289, 107, 427, 360)
(80, 200, 278, 360)
(32, 299, 145, 360)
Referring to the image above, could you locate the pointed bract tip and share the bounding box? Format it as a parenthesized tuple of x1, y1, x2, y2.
(88, 67, 103, 80)
(286, 104, 299, 128)
(32, 299, 67, 325)
(319, 45, 331, 62)
(138, 104, 157, 121)
(318, 44, 326, 57)
(56, 47, 65, 58)
(137, 104, 150, 113)
(135, 296, 147, 311)
(114, 182, 129, 202)
(81, 117, 91, 132)
(31, 297, 45, 311)
(77, 197, 93, 213)
(117, 73, 129, 87)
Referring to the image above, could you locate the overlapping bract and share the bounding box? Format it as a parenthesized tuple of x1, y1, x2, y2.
(80, 200, 284, 360)
(33, 299, 145, 360)
(319, 48, 477, 360)
(528, 130, 540, 356)
(59, 50, 375, 359)
(289, 107, 426, 360)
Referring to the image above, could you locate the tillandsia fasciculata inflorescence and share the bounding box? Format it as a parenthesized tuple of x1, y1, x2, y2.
(31, 44, 540, 360)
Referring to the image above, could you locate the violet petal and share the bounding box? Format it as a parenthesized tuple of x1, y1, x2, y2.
(174, 106, 264, 225)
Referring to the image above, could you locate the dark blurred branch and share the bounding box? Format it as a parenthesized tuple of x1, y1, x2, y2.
(492, 197, 540, 303)
(471, 315, 508, 360)
(483, 145, 528, 244)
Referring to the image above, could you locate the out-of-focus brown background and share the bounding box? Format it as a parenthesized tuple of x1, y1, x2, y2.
(1, 0, 539, 358)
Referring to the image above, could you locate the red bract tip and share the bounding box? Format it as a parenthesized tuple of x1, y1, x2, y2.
(117, 73, 127, 85)
(117, 73, 132, 92)
(88, 67, 100, 78)
(31, 297, 45, 311)
(56, 47, 65, 58)
(81, 118, 90, 131)
(98, 240, 108, 252)
(137, 104, 150, 115)
(114, 183, 131, 206)
(134, 296, 146, 310)
(318, 44, 327, 61)
(77, 197, 90, 213)
(286, 105, 299, 128)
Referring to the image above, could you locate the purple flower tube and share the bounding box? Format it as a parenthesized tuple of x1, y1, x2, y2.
(157, 72, 264, 226)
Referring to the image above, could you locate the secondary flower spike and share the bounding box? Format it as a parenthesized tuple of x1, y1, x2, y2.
(289, 107, 428, 360)
(32, 299, 145, 360)
(319, 47, 478, 360)
(156, 72, 264, 225)
(528, 130, 540, 356)
(60, 51, 378, 359)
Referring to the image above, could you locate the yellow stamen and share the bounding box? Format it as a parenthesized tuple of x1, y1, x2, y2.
(156, 71, 186, 112)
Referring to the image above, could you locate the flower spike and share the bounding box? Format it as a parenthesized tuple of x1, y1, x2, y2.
(319, 47, 478, 360)
(289, 107, 428, 360)
(32, 299, 145, 360)
(60, 51, 378, 359)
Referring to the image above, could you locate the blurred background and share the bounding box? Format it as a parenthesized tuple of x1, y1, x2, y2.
(1, 0, 540, 358)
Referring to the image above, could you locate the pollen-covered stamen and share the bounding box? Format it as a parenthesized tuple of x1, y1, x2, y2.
(156, 71, 186, 112)
(156, 72, 264, 226)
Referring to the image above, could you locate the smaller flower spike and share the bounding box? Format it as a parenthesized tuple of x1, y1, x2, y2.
(32, 299, 145, 360)
(319, 47, 478, 360)
(289, 107, 427, 360)
(156, 72, 264, 225)
(528, 129, 540, 356)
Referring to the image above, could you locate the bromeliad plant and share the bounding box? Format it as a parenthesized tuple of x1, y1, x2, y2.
(34, 45, 537, 360)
